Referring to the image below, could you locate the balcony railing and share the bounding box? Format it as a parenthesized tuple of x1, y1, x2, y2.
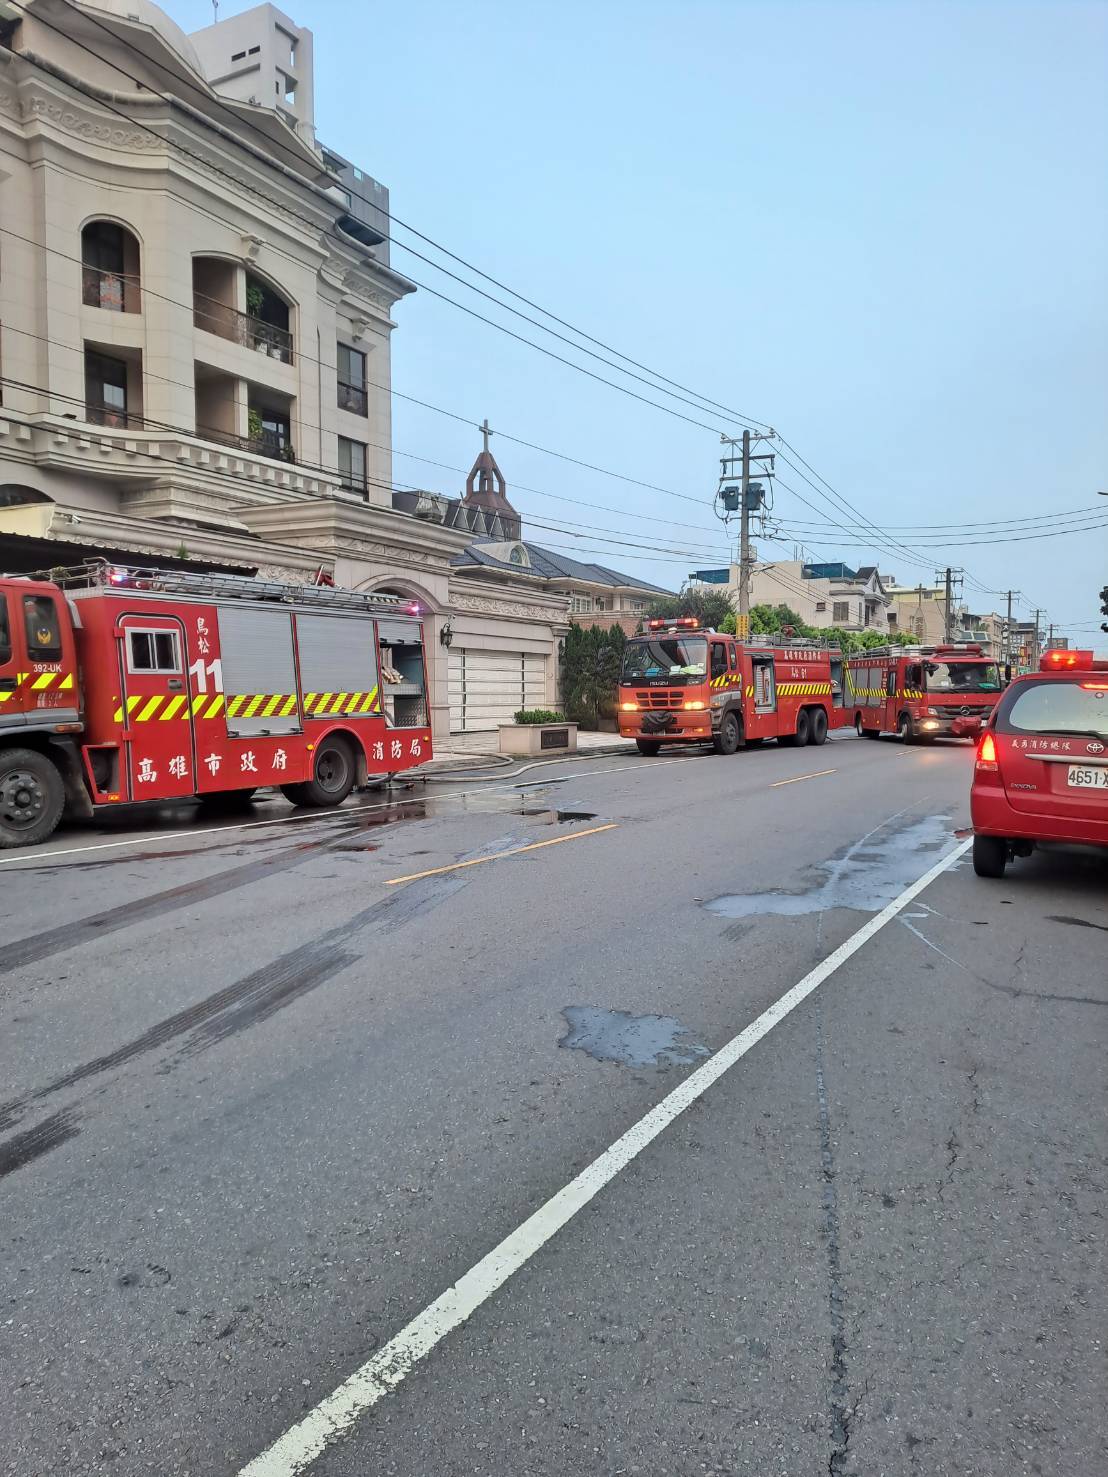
(87, 404, 143, 430)
(198, 425, 296, 464)
(337, 380, 368, 416)
(193, 297, 295, 365)
(83, 266, 138, 312)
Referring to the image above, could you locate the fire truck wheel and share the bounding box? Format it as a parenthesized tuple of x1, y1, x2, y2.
(635, 739, 662, 756)
(897, 712, 916, 744)
(0, 748, 65, 849)
(810, 708, 829, 746)
(283, 736, 356, 808)
(790, 709, 812, 747)
(713, 711, 743, 755)
(972, 834, 1008, 879)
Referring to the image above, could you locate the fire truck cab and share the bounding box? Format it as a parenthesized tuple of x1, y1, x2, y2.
(619, 617, 847, 755)
(847, 642, 1004, 743)
(0, 561, 434, 849)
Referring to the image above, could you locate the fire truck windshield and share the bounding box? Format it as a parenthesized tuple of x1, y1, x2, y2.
(924, 660, 1002, 694)
(622, 637, 708, 684)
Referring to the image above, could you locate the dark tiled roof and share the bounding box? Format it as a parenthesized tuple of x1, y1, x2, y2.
(452, 539, 671, 596)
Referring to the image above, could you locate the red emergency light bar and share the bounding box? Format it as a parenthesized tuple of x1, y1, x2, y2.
(1039, 649, 1094, 671)
(648, 616, 700, 631)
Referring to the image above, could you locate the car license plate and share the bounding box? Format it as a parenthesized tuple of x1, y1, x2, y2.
(1066, 765, 1108, 790)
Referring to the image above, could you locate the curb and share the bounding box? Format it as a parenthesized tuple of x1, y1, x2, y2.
(411, 741, 637, 783)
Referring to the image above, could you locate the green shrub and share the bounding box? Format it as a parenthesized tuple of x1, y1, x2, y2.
(512, 708, 566, 725)
(562, 623, 626, 728)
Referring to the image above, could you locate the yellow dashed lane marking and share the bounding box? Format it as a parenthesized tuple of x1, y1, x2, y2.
(385, 823, 619, 886)
(771, 768, 837, 788)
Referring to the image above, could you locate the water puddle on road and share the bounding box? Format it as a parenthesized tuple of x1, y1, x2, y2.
(559, 1006, 710, 1068)
(702, 812, 957, 920)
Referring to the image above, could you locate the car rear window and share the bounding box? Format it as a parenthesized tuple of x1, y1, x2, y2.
(998, 679, 1108, 740)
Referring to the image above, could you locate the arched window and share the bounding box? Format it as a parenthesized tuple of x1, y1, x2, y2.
(81, 221, 141, 313)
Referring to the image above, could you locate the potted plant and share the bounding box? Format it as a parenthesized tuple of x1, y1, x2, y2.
(247, 408, 264, 447)
(498, 708, 577, 757)
(246, 282, 270, 352)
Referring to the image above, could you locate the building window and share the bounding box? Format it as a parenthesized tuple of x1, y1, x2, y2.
(337, 344, 368, 415)
(85, 350, 131, 428)
(231, 50, 246, 61)
(81, 220, 140, 312)
(814, 600, 827, 613)
(570, 595, 592, 615)
(338, 436, 367, 492)
(277, 27, 297, 68)
(832, 601, 850, 623)
(278, 72, 296, 104)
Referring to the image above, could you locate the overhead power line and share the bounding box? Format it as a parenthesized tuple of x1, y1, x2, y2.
(13, 0, 952, 572)
(0, 374, 736, 566)
(41, 0, 773, 436)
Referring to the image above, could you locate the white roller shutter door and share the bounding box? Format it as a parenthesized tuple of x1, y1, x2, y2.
(449, 648, 546, 732)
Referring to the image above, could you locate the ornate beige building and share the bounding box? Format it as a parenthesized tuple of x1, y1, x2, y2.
(0, 0, 571, 738)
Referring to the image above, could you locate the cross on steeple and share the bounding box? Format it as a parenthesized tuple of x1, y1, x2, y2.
(478, 418, 493, 455)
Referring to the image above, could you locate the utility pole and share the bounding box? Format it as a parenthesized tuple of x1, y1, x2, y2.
(1004, 590, 1014, 667)
(943, 567, 954, 642)
(1032, 609, 1041, 668)
(937, 566, 964, 643)
(1047, 622, 1055, 650)
(739, 430, 751, 623)
(718, 431, 774, 637)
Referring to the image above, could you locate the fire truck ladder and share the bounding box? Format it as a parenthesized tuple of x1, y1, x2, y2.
(24, 560, 414, 614)
(854, 643, 983, 659)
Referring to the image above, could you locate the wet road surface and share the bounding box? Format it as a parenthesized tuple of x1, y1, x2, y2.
(1, 734, 1104, 1476)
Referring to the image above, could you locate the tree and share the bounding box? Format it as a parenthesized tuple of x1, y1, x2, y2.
(646, 590, 734, 630)
(562, 623, 625, 729)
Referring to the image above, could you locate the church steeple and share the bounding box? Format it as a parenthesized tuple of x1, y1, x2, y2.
(461, 419, 521, 539)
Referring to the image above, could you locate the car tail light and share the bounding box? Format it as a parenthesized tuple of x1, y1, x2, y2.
(1080, 681, 1108, 691)
(975, 730, 999, 773)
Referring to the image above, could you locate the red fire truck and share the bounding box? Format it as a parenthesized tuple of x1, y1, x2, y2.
(619, 617, 848, 754)
(847, 642, 1004, 743)
(0, 561, 433, 848)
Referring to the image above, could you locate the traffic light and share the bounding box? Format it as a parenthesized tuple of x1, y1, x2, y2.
(1100, 585, 1108, 634)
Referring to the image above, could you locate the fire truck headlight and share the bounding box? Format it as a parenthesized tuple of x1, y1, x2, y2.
(620, 700, 639, 712)
(921, 719, 940, 731)
(683, 700, 706, 711)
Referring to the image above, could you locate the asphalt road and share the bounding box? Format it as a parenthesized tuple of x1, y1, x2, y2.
(1, 733, 1105, 1477)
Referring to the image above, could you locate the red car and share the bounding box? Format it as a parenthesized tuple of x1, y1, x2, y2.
(971, 649, 1108, 878)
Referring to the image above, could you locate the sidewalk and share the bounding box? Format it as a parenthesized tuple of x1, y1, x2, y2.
(413, 727, 635, 777)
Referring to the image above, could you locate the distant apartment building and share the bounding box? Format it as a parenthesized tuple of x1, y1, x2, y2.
(718, 559, 892, 633)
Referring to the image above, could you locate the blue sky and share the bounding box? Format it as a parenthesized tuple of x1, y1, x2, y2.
(168, 0, 1107, 646)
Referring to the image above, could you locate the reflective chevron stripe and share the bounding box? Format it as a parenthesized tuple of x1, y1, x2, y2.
(302, 687, 380, 717)
(107, 686, 382, 724)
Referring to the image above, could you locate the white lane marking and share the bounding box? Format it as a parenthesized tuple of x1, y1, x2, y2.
(770, 768, 837, 788)
(0, 757, 691, 869)
(236, 835, 973, 1477)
